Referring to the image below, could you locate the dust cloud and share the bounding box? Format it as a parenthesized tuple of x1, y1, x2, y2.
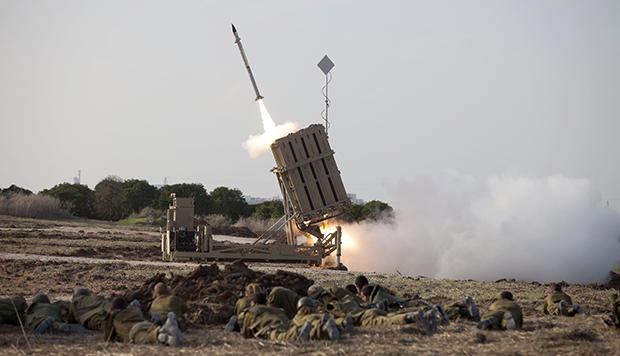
(341, 171, 620, 284)
(242, 100, 299, 158)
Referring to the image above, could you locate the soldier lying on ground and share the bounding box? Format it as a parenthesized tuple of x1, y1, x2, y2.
(543, 284, 587, 317)
(308, 284, 384, 311)
(356, 275, 449, 323)
(0, 297, 26, 326)
(226, 283, 265, 332)
(25, 294, 86, 334)
(291, 297, 342, 341)
(477, 291, 523, 331)
(267, 286, 302, 319)
(67, 288, 111, 331)
(242, 292, 313, 341)
(148, 282, 189, 332)
(442, 296, 481, 322)
(105, 296, 183, 347)
(309, 285, 434, 331)
(602, 293, 620, 328)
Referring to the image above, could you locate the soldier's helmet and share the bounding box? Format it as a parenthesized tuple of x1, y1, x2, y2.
(307, 285, 326, 300)
(32, 294, 50, 304)
(73, 288, 91, 298)
(297, 297, 316, 310)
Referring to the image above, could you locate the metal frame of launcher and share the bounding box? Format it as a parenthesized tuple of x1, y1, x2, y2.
(161, 124, 350, 266)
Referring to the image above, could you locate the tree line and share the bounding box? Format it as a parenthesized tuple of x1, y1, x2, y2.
(1, 177, 393, 223)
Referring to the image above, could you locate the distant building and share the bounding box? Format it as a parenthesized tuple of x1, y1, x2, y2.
(245, 195, 267, 205)
(348, 193, 365, 205)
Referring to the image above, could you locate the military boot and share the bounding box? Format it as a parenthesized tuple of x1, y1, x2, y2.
(36, 317, 55, 334)
(559, 300, 568, 316)
(297, 322, 313, 341)
(465, 296, 480, 322)
(320, 314, 340, 341)
(476, 317, 496, 330)
(504, 312, 516, 330)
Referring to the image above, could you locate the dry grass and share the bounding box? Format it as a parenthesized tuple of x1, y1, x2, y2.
(203, 214, 233, 226)
(0, 194, 67, 218)
(234, 216, 285, 237)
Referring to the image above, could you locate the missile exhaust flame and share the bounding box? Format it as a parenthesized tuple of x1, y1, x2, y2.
(242, 100, 299, 158)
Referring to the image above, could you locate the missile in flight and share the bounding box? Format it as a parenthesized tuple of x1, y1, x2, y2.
(232, 24, 264, 101)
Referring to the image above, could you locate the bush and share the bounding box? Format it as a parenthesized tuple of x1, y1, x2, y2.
(251, 200, 284, 219)
(0, 194, 68, 218)
(94, 175, 123, 221)
(234, 216, 287, 240)
(203, 214, 233, 226)
(138, 206, 164, 220)
(235, 216, 281, 232)
(1, 184, 33, 197)
(40, 183, 95, 218)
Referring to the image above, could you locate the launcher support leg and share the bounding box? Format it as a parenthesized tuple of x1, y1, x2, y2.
(336, 225, 342, 268)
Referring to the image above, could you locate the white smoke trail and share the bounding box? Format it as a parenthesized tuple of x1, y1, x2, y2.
(341, 171, 620, 284)
(242, 100, 299, 158)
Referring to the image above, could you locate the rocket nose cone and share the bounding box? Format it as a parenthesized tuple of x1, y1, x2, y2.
(232, 24, 237, 33)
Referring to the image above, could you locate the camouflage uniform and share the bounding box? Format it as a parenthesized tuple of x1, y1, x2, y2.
(543, 291, 577, 316)
(242, 304, 300, 340)
(235, 296, 251, 316)
(291, 313, 338, 340)
(104, 308, 160, 344)
(267, 287, 301, 318)
(231, 295, 251, 331)
(325, 298, 410, 327)
(366, 284, 430, 312)
(481, 300, 523, 330)
(443, 301, 476, 321)
(328, 286, 365, 305)
(148, 295, 188, 331)
(67, 294, 111, 331)
(0, 298, 26, 325)
(25, 303, 68, 332)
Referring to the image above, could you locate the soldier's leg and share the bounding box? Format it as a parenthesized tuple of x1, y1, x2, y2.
(303, 316, 324, 340)
(31, 316, 54, 334)
(318, 314, 340, 341)
(334, 316, 354, 333)
(130, 321, 161, 345)
(546, 302, 562, 316)
(571, 303, 587, 316)
(478, 310, 504, 330)
(360, 309, 409, 327)
(55, 321, 86, 333)
(268, 324, 308, 341)
(359, 309, 393, 327)
(443, 302, 463, 320)
(87, 313, 107, 332)
(158, 313, 183, 346)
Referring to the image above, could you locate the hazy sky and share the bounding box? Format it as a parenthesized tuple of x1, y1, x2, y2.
(1, 0, 619, 211)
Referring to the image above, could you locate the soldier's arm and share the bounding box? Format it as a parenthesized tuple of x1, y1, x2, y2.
(242, 311, 254, 339)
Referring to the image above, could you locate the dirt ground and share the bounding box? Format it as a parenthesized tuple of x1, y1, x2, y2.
(1, 215, 620, 355)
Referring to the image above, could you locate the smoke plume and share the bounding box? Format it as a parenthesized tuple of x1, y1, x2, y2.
(242, 100, 299, 158)
(341, 171, 620, 284)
